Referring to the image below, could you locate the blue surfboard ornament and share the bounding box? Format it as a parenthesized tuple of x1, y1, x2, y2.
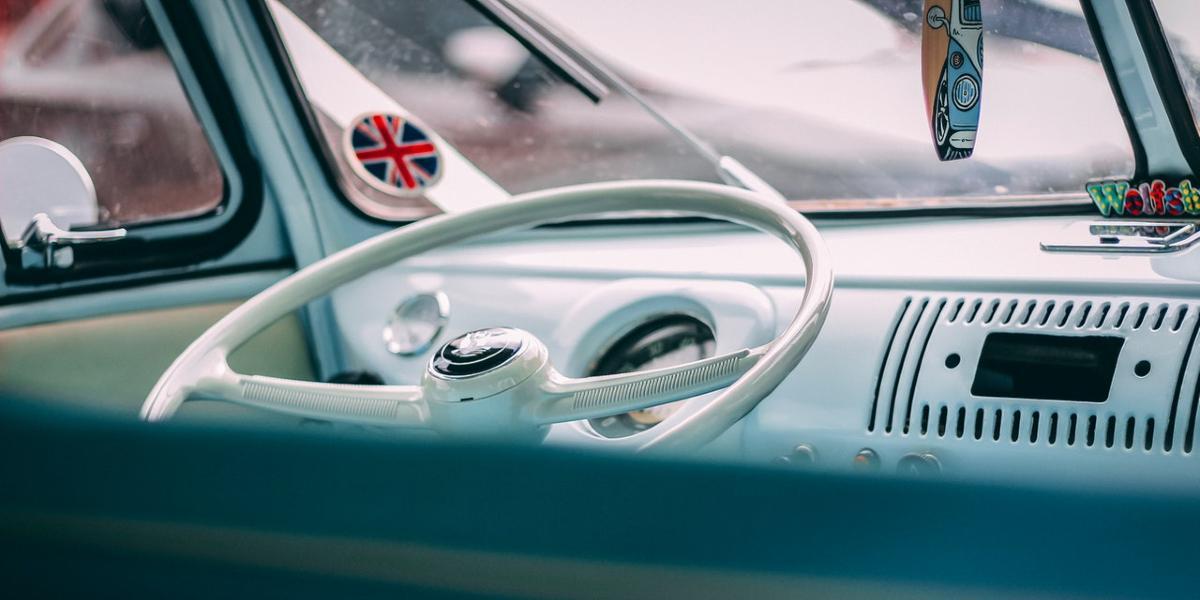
(922, 0, 983, 161)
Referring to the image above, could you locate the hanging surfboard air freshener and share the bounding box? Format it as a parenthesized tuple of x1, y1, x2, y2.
(922, 0, 983, 161)
(344, 112, 443, 197)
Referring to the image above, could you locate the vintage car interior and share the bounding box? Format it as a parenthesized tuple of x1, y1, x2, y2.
(2, 0, 1200, 597)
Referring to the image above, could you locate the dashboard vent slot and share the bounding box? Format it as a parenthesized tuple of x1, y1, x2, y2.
(911, 404, 1159, 450)
(867, 298, 914, 433)
(868, 296, 944, 434)
(867, 295, 1200, 455)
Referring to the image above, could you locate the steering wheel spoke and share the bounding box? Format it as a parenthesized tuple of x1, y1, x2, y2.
(205, 372, 429, 427)
(531, 347, 764, 425)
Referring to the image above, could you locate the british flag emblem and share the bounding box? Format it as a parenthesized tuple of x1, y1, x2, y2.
(346, 113, 441, 195)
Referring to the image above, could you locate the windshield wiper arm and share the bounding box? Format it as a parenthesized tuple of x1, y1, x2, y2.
(465, 0, 609, 102)
(468, 0, 788, 203)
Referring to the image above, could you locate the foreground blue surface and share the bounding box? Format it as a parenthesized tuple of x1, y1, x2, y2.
(0, 395, 1195, 598)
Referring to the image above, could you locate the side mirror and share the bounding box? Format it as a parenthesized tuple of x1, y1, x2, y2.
(926, 6, 947, 30)
(444, 26, 529, 88)
(444, 26, 549, 112)
(0, 136, 125, 269)
(921, 0, 983, 161)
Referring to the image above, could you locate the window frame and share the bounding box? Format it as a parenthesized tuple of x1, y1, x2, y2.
(246, 0, 420, 226)
(0, 0, 265, 287)
(1128, 0, 1200, 179)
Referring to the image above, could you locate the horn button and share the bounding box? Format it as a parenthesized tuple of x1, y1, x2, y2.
(430, 327, 525, 379)
(424, 327, 549, 409)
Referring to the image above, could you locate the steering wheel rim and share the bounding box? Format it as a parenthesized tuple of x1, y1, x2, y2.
(141, 180, 834, 453)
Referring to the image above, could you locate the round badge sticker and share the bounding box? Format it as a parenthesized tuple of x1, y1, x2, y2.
(344, 112, 443, 197)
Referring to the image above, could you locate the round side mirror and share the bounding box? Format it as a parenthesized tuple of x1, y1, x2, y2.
(926, 6, 947, 30)
(0, 136, 98, 245)
(443, 26, 529, 87)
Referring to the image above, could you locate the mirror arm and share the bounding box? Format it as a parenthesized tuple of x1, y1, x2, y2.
(18, 213, 126, 269)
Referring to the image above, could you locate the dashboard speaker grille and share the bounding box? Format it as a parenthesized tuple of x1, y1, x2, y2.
(867, 296, 1200, 455)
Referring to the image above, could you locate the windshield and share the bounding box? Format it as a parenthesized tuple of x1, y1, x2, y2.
(275, 0, 1133, 212)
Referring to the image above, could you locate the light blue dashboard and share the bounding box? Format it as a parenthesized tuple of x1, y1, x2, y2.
(327, 214, 1200, 492)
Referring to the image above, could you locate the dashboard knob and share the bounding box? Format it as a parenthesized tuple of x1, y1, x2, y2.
(773, 443, 818, 467)
(790, 443, 818, 464)
(897, 452, 941, 476)
(852, 448, 880, 472)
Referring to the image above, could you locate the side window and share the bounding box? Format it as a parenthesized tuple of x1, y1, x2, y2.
(0, 0, 223, 250)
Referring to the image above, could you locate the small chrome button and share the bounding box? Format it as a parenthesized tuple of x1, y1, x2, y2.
(383, 291, 450, 356)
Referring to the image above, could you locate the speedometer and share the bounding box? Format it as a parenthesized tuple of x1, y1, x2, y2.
(587, 315, 716, 439)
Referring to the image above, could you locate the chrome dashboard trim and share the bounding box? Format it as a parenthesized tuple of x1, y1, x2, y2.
(1041, 220, 1200, 254)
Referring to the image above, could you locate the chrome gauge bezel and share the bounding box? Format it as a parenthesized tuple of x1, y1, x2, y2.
(382, 291, 451, 356)
(582, 313, 717, 439)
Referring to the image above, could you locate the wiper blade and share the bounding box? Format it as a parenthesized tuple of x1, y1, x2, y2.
(468, 0, 788, 203)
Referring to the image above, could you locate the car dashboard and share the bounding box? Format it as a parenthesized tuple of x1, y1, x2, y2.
(329, 212, 1200, 491)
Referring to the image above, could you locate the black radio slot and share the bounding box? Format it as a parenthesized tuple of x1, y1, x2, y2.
(971, 333, 1124, 402)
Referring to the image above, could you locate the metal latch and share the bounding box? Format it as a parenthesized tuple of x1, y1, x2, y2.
(1040, 221, 1200, 254)
(17, 213, 126, 269)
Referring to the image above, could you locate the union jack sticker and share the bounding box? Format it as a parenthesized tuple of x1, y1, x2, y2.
(344, 112, 442, 197)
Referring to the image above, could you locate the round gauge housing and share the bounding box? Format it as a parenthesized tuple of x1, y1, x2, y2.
(383, 292, 450, 356)
(586, 315, 716, 439)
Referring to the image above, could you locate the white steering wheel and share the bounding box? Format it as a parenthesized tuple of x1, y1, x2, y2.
(142, 180, 833, 452)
